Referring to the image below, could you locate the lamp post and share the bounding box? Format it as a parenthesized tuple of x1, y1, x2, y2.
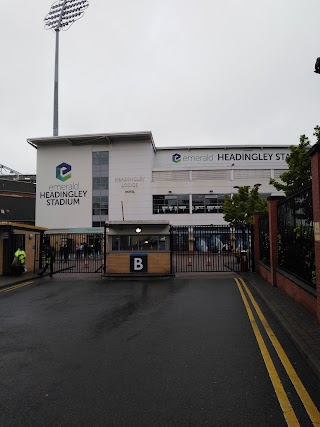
(44, 0, 89, 136)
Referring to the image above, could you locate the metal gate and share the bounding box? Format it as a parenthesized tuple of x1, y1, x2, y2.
(34, 233, 105, 274)
(170, 225, 253, 273)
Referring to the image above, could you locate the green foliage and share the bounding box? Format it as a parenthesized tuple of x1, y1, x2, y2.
(223, 185, 267, 227)
(269, 125, 320, 196)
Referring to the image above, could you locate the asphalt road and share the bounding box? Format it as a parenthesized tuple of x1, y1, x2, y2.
(0, 273, 319, 426)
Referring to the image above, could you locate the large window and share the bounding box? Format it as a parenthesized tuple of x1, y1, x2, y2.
(192, 194, 224, 213)
(153, 195, 190, 214)
(92, 151, 109, 227)
(153, 194, 225, 214)
(192, 194, 224, 214)
(111, 236, 167, 251)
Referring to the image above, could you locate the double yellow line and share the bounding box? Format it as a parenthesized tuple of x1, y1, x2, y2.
(0, 280, 34, 294)
(236, 277, 320, 426)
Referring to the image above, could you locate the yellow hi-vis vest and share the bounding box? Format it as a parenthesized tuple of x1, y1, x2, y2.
(14, 250, 26, 264)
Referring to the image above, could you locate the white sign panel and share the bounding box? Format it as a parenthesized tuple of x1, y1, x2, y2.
(36, 145, 92, 229)
(155, 147, 290, 169)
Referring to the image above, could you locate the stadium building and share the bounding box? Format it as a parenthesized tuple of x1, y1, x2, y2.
(27, 132, 289, 231)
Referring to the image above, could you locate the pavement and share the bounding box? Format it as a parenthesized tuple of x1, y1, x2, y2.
(240, 271, 320, 382)
(0, 270, 320, 382)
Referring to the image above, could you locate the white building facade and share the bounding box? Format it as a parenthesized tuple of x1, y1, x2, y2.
(28, 132, 289, 231)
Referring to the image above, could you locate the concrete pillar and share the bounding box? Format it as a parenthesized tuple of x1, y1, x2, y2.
(309, 145, 320, 321)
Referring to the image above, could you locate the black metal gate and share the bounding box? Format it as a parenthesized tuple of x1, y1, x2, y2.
(170, 225, 253, 273)
(34, 233, 104, 274)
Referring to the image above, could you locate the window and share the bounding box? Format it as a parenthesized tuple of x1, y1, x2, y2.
(92, 151, 109, 227)
(153, 194, 225, 214)
(153, 195, 190, 214)
(93, 177, 109, 190)
(192, 194, 224, 213)
(111, 236, 167, 251)
(93, 151, 109, 166)
(92, 196, 108, 215)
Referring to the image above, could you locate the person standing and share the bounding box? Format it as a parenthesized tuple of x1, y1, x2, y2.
(39, 245, 56, 277)
(59, 243, 65, 262)
(76, 243, 81, 259)
(12, 248, 26, 276)
(63, 244, 69, 262)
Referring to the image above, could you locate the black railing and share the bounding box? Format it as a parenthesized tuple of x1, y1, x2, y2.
(170, 225, 252, 273)
(258, 213, 270, 266)
(277, 186, 315, 288)
(34, 233, 104, 274)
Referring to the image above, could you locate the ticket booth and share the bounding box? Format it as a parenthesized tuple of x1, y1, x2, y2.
(0, 222, 47, 275)
(103, 221, 172, 277)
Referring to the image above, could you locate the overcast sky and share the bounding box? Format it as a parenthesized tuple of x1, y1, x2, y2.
(1, 0, 320, 173)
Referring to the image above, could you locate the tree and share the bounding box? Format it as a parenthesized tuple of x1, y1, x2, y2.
(223, 185, 267, 228)
(269, 125, 320, 196)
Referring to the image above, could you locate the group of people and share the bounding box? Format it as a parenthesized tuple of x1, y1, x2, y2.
(11, 239, 100, 277)
(11, 244, 56, 277)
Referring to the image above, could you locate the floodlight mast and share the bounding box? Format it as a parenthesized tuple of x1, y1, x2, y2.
(44, 0, 89, 136)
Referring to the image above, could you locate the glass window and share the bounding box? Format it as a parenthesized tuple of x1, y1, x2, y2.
(92, 203, 100, 215)
(100, 197, 108, 215)
(111, 236, 167, 251)
(92, 152, 109, 227)
(192, 194, 224, 214)
(93, 221, 104, 227)
(93, 177, 109, 190)
(93, 177, 100, 190)
(153, 195, 189, 214)
(93, 151, 109, 165)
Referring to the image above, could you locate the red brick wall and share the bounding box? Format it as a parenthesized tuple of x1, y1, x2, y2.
(257, 262, 272, 284)
(276, 271, 317, 317)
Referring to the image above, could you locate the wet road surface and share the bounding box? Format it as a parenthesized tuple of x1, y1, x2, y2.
(0, 274, 319, 426)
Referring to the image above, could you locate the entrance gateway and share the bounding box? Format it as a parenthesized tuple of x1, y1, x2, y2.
(170, 225, 253, 273)
(34, 225, 252, 275)
(34, 232, 104, 274)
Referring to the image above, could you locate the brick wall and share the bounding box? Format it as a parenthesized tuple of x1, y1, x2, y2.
(257, 262, 272, 284)
(276, 271, 317, 317)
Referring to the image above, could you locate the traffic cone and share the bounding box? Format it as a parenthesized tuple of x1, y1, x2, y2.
(84, 260, 89, 268)
(187, 257, 192, 266)
(206, 258, 212, 266)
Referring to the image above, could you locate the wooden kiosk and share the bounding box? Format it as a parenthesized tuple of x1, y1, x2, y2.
(104, 221, 172, 277)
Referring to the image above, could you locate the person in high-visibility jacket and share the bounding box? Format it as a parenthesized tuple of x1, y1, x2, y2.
(38, 245, 56, 277)
(12, 248, 26, 275)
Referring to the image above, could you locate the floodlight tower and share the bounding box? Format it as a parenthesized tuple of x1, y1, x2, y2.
(44, 0, 89, 136)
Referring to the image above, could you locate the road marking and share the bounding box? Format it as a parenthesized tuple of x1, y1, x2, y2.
(238, 277, 320, 426)
(0, 281, 34, 294)
(235, 278, 300, 426)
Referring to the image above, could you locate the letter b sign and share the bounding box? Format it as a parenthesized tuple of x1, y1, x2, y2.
(130, 254, 148, 273)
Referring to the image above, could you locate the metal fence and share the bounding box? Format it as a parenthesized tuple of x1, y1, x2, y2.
(277, 186, 315, 288)
(258, 213, 270, 266)
(170, 225, 252, 273)
(34, 233, 105, 274)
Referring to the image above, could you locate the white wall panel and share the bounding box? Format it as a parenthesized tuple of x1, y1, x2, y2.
(109, 143, 155, 221)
